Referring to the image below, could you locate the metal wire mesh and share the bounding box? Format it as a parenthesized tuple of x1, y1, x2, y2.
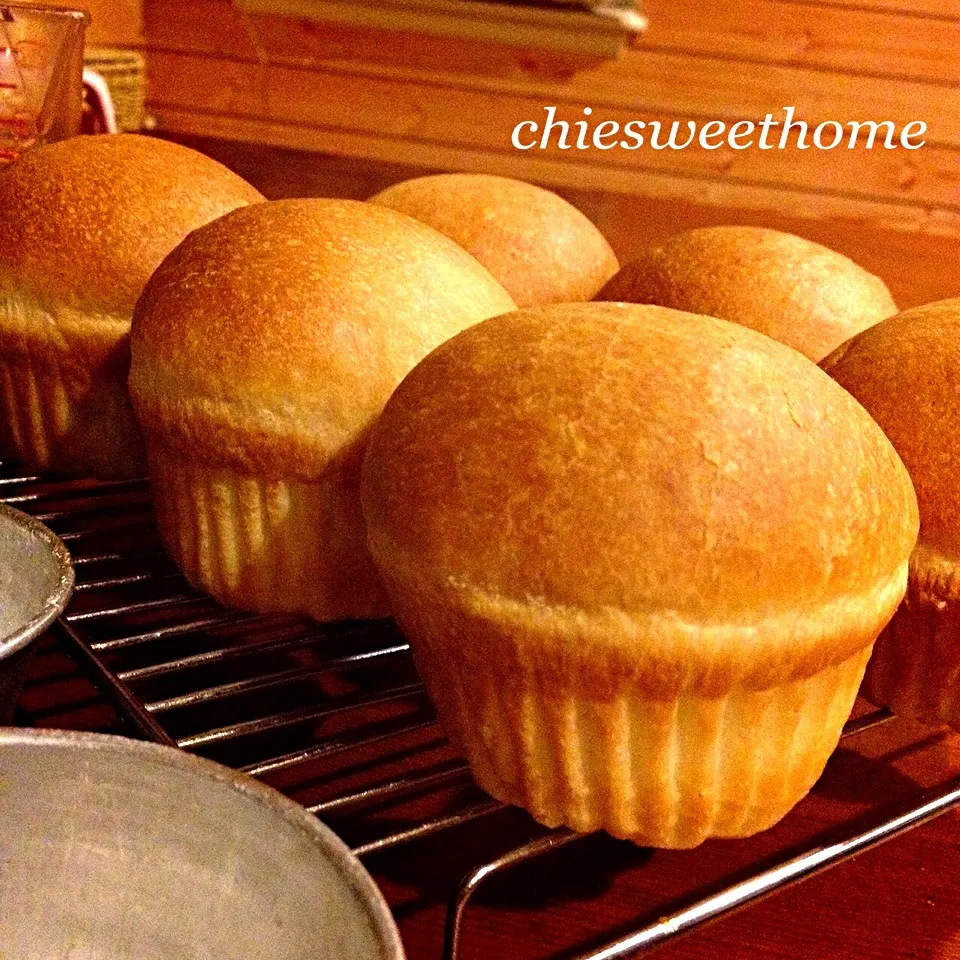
(6, 461, 960, 960)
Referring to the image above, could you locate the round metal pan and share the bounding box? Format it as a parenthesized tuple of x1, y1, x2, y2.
(0, 727, 406, 960)
(0, 502, 74, 719)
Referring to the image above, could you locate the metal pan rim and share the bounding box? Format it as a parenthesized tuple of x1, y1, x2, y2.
(0, 726, 406, 960)
(0, 501, 74, 661)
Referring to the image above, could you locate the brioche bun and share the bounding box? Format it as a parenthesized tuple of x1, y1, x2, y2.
(822, 298, 960, 727)
(362, 301, 917, 846)
(370, 173, 618, 307)
(0, 134, 264, 478)
(599, 226, 896, 362)
(130, 198, 516, 621)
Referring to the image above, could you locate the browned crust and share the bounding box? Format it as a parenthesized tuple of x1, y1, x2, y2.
(129, 199, 516, 479)
(383, 564, 902, 697)
(822, 298, 960, 606)
(0, 134, 261, 478)
(362, 302, 918, 694)
(0, 133, 264, 315)
(598, 226, 897, 362)
(370, 173, 618, 308)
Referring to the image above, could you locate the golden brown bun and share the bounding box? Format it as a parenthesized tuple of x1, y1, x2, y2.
(369, 173, 618, 307)
(821, 298, 960, 725)
(598, 226, 897, 362)
(365, 301, 916, 691)
(131, 198, 516, 621)
(822, 298, 960, 596)
(0, 134, 264, 478)
(0, 134, 265, 314)
(362, 302, 917, 844)
(131, 198, 516, 477)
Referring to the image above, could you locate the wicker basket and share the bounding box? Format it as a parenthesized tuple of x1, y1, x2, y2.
(83, 47, 146, 133)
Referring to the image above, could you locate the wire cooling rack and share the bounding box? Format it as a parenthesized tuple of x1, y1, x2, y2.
(7, 460, 960, 960)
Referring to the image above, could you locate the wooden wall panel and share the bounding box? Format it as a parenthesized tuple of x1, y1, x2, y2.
(167, 132, 960, 311)
(18, 0, 143, 46)
(154, 104, 960, 238)
(145, 48, 960, 210)
(137, 2, 959, 147)
(638, 0, 960, 84)
(84, 1, 143, 47)
(803, 0, 960, 17)
(141, 0, 256, 61)
(91, 0, 960, 238)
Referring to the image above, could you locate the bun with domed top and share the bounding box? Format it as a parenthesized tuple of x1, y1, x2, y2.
(598, 225, 896, 362)
(130, 197, 516, 622)
(369, 173, 618, 307)
(0, 133, 264, 478)
(822, 298, 960, 728)
(362, 301, 918, 847)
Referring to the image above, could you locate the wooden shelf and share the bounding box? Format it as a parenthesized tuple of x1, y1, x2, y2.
(236, 0, 647, 57)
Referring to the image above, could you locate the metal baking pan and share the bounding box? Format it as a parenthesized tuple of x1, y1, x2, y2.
(0, 727, 406, 960)
(0, 501, 73, 720)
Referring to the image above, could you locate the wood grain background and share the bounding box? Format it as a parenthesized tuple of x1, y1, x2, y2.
(75, 0, 960, 307)
(82, 0, 960, 228)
